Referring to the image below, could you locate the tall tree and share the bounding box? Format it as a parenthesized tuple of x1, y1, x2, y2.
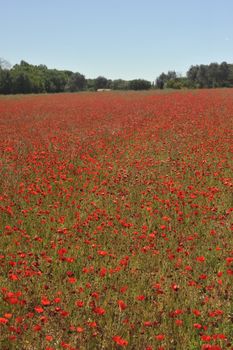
(94, 76, 108, 90)
(219, 62, 229, 86)
(0, 68, 12, 94)
(112, 79, 129, 90)
(167, 71, 177, 80)
(196, 65, 208, 88)
(187, 65, 199, 87)
(207, 63, 220, 87)
(65, 72, 86, 92)
(129, 79, 151, 90)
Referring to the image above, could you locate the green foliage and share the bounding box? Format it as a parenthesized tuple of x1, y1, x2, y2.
(186, 62, 233, 88)
(129, 79, 151, 90)
(0, 60, 71, 94)
(156, 63, 233, 89)
(156, 71, 177, 89)
(86, 78, 96, 91)
(44, 69, 68, 93)
(0, 68, 12, 94)
(1, 57, 233, 95)
(65, 72, 86, 92)
(111, 79, 129, 90)
(11, 61, 46, 93)
(94, 76, 108, 90)
(166, 77, 189, 89)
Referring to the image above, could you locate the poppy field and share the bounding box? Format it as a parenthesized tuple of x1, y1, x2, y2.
(0, 90, 232, 350)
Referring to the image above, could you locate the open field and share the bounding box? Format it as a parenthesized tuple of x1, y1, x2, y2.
(0, 90, 232, 350)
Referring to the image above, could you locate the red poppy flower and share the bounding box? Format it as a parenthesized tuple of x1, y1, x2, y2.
(113, 335, 128, 346)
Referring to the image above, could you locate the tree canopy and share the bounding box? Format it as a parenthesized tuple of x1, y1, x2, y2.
(129, 79, 151, 90)
(1, 57, 233, 94)
(155, 63, 233, 89)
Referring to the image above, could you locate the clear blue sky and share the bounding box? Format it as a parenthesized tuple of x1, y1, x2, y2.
(1, 0, 233, 81)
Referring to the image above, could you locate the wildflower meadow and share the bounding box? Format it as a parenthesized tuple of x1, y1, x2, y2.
(0, 90, 232, 350)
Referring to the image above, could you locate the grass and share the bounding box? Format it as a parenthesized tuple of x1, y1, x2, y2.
(0, 89, 232, 350)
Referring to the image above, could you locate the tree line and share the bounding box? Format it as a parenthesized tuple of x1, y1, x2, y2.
(1, 58, 233, 94)
(0, 59, 152, 94)
(156, 62, 233, 89)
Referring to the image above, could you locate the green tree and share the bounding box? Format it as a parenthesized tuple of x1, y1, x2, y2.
(45, 69, 68, 93)
(195, 65, 208, 88)
(11, 70, 32, 93)
(155, 73, 167, 89)
(0, 68, 12, 94)
(10, 61, 46, 93)
(86, 79, 96, 91)
(219, 62, 230, 86)
(65, 72, 86, 92)
(187, 65, 199, 87)
(167, 71, 177, 80)
(94, 76, 108, 90)
(112, 79, 129, 90)
(129, 79, 151, 90)
(166, 77, 189, 89)
(207, 63, 220, 87)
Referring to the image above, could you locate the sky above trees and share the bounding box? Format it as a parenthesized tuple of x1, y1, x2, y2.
(1, 0, 233, 80)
